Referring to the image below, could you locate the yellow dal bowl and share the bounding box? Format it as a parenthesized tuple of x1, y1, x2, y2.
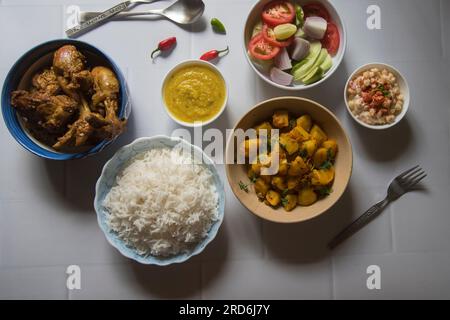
(161, 60, 228, 127)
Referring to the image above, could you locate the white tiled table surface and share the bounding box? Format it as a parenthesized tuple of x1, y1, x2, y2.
(0, 0, 449, 300)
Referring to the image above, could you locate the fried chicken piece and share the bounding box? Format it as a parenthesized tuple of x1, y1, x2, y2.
(11, 90, 78, 134)
(52, 97, 110, 149)
(53, 45, 86, 76)
(91, 66, 126, 139)
(52, 45, 93, 100)
(31, 68, 61, 96)
(42, 96, 79, 133)
(91, 66, 119, 107)
(11, 90, 49, 119)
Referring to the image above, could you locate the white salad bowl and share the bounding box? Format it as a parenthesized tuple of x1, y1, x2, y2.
(94, 135, 225, 266)
(243, 0, 347, 91)
(344, 62, 410, 130)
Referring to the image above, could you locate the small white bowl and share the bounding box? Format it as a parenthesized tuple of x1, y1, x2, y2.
(243, 0, 347, 91)
(344, 62, 410, 130)
(161, 59, 228, 127)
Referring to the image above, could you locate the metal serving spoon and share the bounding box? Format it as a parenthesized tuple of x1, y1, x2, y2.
(66, 0, 160, 37)
(78, 0, 205, 25)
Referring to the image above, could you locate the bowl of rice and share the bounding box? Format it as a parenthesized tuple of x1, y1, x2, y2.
(94, 135, 225, 266)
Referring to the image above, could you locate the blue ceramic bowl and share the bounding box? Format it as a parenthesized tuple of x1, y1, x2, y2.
(94, 135, 225, 266)
(1, 39, 130, 160)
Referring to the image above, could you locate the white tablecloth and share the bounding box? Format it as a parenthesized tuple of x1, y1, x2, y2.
(0, 0, 449, 299)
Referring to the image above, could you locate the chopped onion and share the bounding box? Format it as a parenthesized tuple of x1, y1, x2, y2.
(274, 47, 292, 70)
(289, 38, 310, 61)
(270, 67, 293, 86)
(303, 16, 327, 40)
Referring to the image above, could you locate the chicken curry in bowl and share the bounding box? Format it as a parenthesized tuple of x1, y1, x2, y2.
(9, 45, 126, 152)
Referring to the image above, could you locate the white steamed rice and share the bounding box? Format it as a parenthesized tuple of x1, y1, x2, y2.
(103, 147, 219, 257)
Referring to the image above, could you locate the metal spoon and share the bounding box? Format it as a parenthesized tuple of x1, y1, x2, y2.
(79, 0, 205, 25)
(66, 0, 160, 37)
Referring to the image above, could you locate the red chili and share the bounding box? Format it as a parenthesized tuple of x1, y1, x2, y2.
(200, 46, 229, 61)
(151, 37, 177, 58)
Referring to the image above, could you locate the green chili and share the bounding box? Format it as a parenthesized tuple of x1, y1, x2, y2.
(211, 18, 226, 34)
(295, 4, 304, 27)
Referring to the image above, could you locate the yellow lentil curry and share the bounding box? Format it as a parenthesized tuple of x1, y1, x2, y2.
(163, 65, 226, 123)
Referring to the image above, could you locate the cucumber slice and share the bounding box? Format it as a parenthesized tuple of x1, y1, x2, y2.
(295, 47, 326, 81)
(291, 58, 308, 74)
(320, 54, 333, 73)
(304, 41, 321, 59)
(307, 49, 327, 73)
(302, 67, 324, 85)
(292, 42, 322, 81)
(300, 52, 332, 85)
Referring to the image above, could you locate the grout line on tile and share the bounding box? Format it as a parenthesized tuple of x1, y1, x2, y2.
(388, 205, 396, 253)
(329, 258, 336, 300)
(62, 161, 67, 198)
(0, 258, 132, 270)
(0, 3, 60, 8)
(440, 0, 446, 59)
(260, 221, 266, 259)
(199, 262, 204, 300)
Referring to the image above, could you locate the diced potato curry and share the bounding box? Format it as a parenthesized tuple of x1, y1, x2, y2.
(244, 111, 338, 212)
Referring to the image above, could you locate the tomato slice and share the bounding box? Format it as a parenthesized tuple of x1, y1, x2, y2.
(303, 2, 331, 21)
(262, 1, 295, 27)
(262, 24, 294, 47)
(248, 33, 281, 60)
(321, 22, 340, 56)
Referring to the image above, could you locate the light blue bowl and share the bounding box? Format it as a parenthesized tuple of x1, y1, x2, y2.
(94, 135, 225, 266)
(1, 39, 130, 160)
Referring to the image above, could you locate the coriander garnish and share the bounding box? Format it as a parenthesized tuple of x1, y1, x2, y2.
(320, 161, 332, 170)
(239, 181, 249, 193)
(288, 118, 297, 130)
(317, 186, 333, 197)
(299, 149, 308, 158)
(374, 84, 391, 97)
(320, 149, 334, 169)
